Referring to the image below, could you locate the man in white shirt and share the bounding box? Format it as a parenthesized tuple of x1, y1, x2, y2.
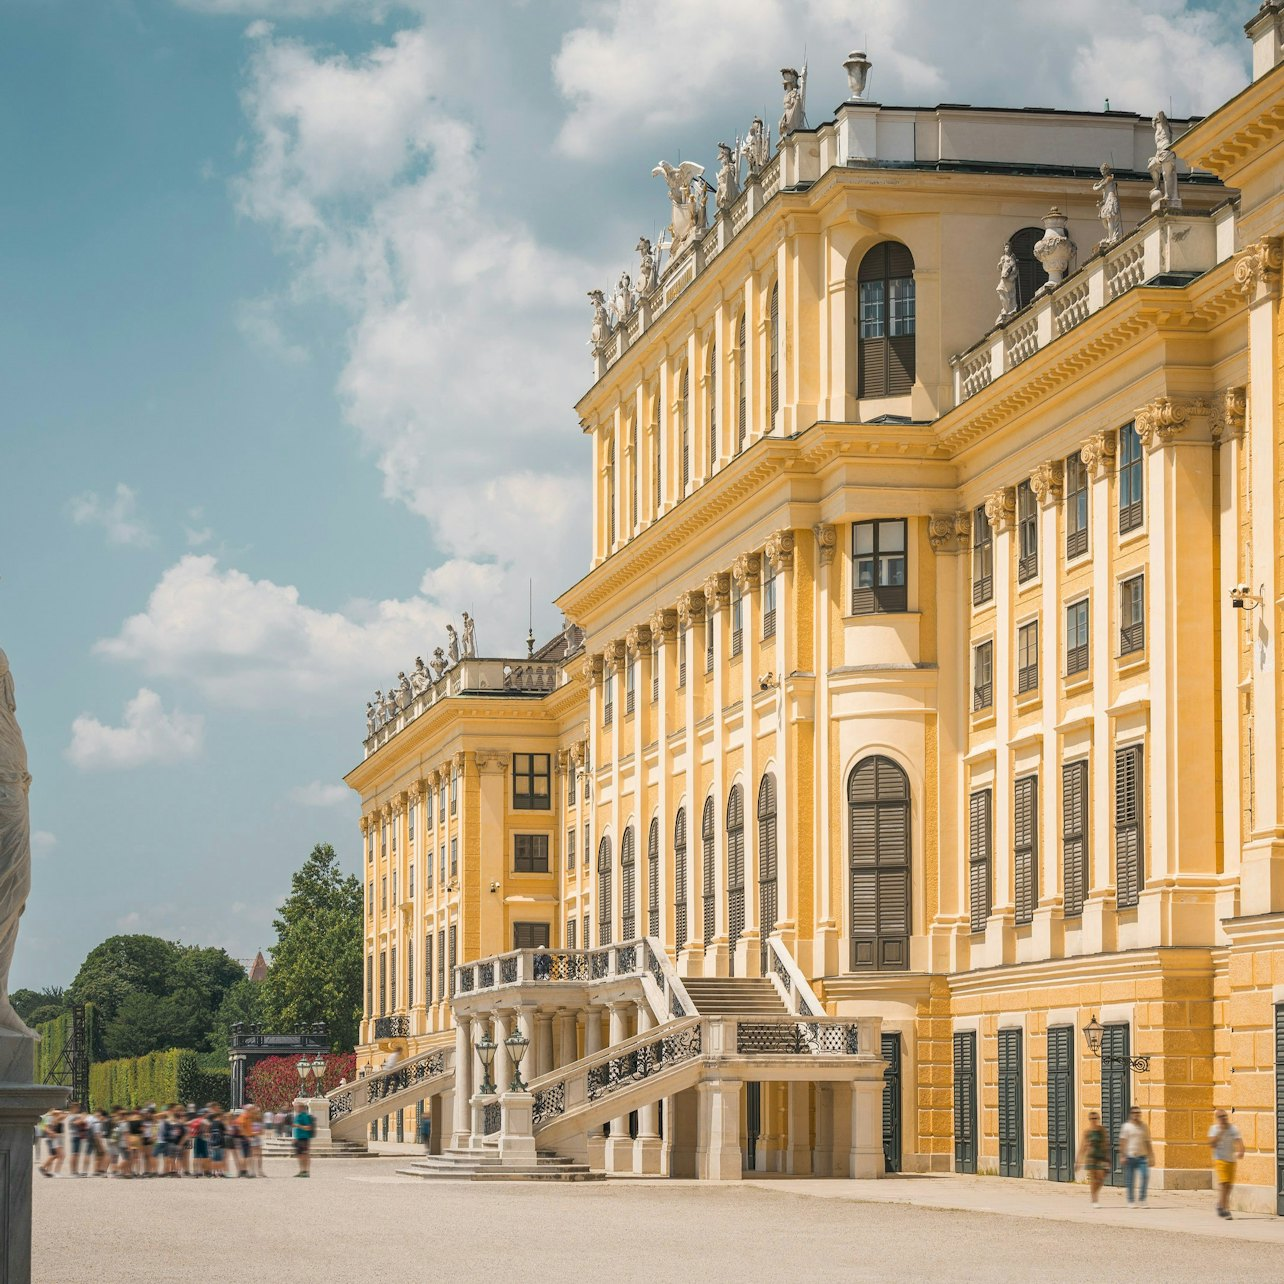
(1208, 1108, 1245, 1219)
(1117, 1107, 1154, 1205)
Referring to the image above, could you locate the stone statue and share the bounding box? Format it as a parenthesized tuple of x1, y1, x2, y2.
(381, 688, 398, 722)
(396, 671, 412, 708)
(431, 648, 447, 679)
(446, 624, 460, 666)
(1093, 162, 1123, 248)
(1148, 111, 1181, 211)
(587, 289, 611, 348)
(652, 160, 707, 261)
(613, 272, 637, 321)
(365, 701, 376, 736)
(740, 118, 770, 180)
(461, 613, 477, 659)
(0, 649, 32, 1035)
(715, 141, 740, 212)
(778, 65, 808, 140)
(1033, 208, 1076, 290)
(411, 656, 430, 695)
(636, 237, 659, 296)
(372, 689, 385, 725)
(995, 243, 1019, 323)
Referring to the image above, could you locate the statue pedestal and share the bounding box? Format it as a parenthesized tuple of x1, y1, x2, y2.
(0, 1031, 68, 1284)
(302, 1096, 332, 1145)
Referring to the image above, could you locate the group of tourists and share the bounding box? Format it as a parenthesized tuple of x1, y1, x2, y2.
(1077, 1105, 1245, 1217)
(36, 1100, 318, 1178)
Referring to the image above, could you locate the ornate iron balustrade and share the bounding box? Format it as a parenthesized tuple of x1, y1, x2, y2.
(533, 951, 589, 981)
(532, 1080, 566, 1127)
(328, 1048, 448, 1120)
(644, 942, 664, 990)
(590, 950, 610, 979)
(616, 945, 637, 974)
(478, 962, 494, 988)
(735, 1020, 861, 1056)
(500, 957, 518, 984)
(373, 1015, 409, 1040)
(584, 1024, 702, 1103)
(458, 969, 475, 993)
(482, 1102, 501, 1135)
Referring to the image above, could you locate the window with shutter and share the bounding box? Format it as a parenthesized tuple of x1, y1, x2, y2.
(1016, 481, 1038, 582)
(1048, 1025, 1075, 1182)
(621, 826, 636, 940)
(1009, 227, 1050, 307)
(390, 946, 397, 1012)
(973, 641, 993, 711)
(762, 560, 777, 638)
(769, 283, 780, 425)
(681, 366, 690, 492)
(757, 774, 778, 974)
(406, 938, 413, 1007)
(606, 436, 615, 548)
(1014, 775, 1038, 926)
(582, 912, 590, 950)
(726, 785, 745, 973)
(566, 916, 576, 949)
(424, 933, 432, 1006)
(1115, 744, 1144, 909)
(998, 1028, 1024, 1177)
(366, 954, 373, 1017)
(1118, 422, 1144, 533)
(1120, 574, 1145, 655)
(674, 807, 688, 948)
(702, 795, 716, 943)
(857, 242, 916, 398)
(648, 818, 660, 937)
(1017, 620, 1039, 693)
(737, 313, 747, 452)
(968, 789, 993, 932)
(678, 623, 687, 688)
(513, 921, 550, 950)
(1062, 760, 1088, 918)
(630, 420, 638, 530)
(1101, 1024, 1131, 1186)
(848, 756, 911, 971)
(731, 580, 743, 656)
(597, 835, 613, 945)
(972, 506, 993, 604)
(1066, 599, 1090, 676)
(448, 924, 456, 996)
(852, 518, 908, 614)
(1066, 451, 1089, 559)
(708, 340, 718, 472)
(653, 395, 662, 518)
(437, 928, 445, 1002)
(953, 1031, 978, 1173)
(882, 1032, 902, 1174)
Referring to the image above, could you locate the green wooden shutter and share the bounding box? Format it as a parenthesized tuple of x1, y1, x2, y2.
(1115, 745, 1144, 909)
(621, 826, 636, 940)
(1101, 1024, 1131, 1186)
(1048, 1025, 1074, 1182)
(727, 785, 745, 972)
(758, 775, 778, 975)
(998, 1028, 1023, 1177)
(1014, 775, 1038, 926)
(969, 789, 992, 933)
(597, 835, 613, 945)
(648, 818, 660, 938)
(882, 1032, 902, 1174)
(674, 808, 688, 947)
(953, 1031, 977, 1173)
(702, 797, 716, 942)
(1062, 761, 1088, 918)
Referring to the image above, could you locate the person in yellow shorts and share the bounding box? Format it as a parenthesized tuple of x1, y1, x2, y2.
(1208, 1108, 1244, 1219)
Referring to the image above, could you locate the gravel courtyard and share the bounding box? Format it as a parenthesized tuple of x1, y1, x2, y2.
(32, 1157, 1284, 1283)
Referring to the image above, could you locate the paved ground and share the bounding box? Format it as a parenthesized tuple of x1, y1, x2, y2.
(32, 1157, 1284, 1283)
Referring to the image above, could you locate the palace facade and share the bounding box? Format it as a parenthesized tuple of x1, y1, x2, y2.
(343, 10, 1284, 1209)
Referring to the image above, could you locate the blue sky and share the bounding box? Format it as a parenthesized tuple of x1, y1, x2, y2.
(2, 0, 1251, 988)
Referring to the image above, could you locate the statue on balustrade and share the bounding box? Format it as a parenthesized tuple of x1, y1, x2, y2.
(1094, 162, 1123, 248)
(613, 272, 637, 322)
(740, 117, 770, 180)
(0, 648, 32, 1034)
(446, 624, 460, 666)
(431, 648, 448, 679)
(715, 141, 740, 213)
(652, 159, 707, 261)
(461, 613, 477, 659)
(778, 64, 808, 140)
(636, 237, 660, 297)
(1147, 111, 1181, 211)
(587, 289, 612, 348)
(396, 671, 412, 708)
(381, 689, 398, 723)
(995, 242, 1018, 323)
(365, 701, 376, 737)
(411, 656, 430, 695)
(372, 689, 385, 725)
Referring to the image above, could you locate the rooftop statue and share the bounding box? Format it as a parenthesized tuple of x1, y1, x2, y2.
(461, 612, 477, 659)
(995, 242, 1019, 324)
(843, 50, 872, 100)
(739, 117, 771, 181)
(613, 271, 637, 322)
(411, 656, 430, 695)
(636, 237, 660, 297)
(1147, 112, 1180, 211)
(778, 64, 808, 140)
(446, 624, 460, 666)
(372, 688, 384, 724)
(366, 701, 377, 737)
(1093, 162, 1123, 249)
(396, 671, 412, 708)
(587, 289, 612, 348)
(0, 648, 32, 1034)
(431, 648, 448, 679)
(652, 160, 707, 262)
(715, 142, 740, 213)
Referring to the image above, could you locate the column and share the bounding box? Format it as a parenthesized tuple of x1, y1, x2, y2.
(733, 552, 762, 977)
(605, 1003, 632, 1173)
(535, 1011, 555, 1080)
(634, 1001, 663, 1174)
(787, 1081, 813, 1174)
(451, 1017, 472, 1148)
(696, 1078, 743, 1180)
(555, 1011, 576, 1068)
(848, 1077, 886, 1179)
(705, 571, 730, 977)
(493, 1010, 512, 1095)
(813, 524, 838, 973)
(584, 1006, 603, 1055)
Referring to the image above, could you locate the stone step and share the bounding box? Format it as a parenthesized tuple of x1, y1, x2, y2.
(399, 1153, 602, 1182)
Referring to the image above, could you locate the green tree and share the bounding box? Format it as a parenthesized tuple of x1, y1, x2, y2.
(9, 988, 44, 1023)
(208, 977, 264, 1054)
(69, 935, 182, 1025)
(260, 843, 362, 1051)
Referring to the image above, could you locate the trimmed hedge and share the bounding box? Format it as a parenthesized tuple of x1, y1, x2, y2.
(89, 1049, 230, 1111)
(34, 1004, 98, 1089)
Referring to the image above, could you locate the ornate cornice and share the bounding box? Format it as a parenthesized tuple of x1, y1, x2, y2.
(1135, 395, 1209, 450)
(1211, 386, 1247, 443)
(813, 523, 837, 566)
(704, 571, 730, 610)
(731, 551, 761, 589)
(1234, 236, 1283, 301)
(764, 528, 795, 571)
(984, 486, 1015, 532)
(1080, 430, 1117, 478)
(677, 589, 706, 625)
(1029, 460, 1064, 506)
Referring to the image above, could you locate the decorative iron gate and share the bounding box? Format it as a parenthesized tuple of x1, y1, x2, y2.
(1101, 1023, 1131, 1187)
(882, 1032, 902, 1174)
(1048, 1025, 1075, 1182)
(998, 1028, 1023, 1177)
(953, 1030, 977, 1174)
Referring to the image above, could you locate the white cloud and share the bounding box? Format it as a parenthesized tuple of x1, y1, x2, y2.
(289, 780, 352, 807)
(67, 689, 204, 771)
(31, 831, 57, 859)
(67, 483, 154, 548)
(236, 297, 309, 362)
(553, 0, 1247, 158)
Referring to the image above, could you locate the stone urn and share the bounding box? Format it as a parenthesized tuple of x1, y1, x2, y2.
(1033, 208, 1076, 290)
(844, 50, 872, 100)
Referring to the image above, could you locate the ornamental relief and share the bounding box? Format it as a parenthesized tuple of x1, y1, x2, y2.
(625, 623, 652, 655)
(983, 486, 1015, 532)
(1233, 236, 1283, 299)
(764, 528, 795, 570)
(813, 523, 837, 566)
(928, 512, 970, 553)
(704, 571, 730, 609)
(731, 551, 761, 588)
(1029, 460, 1064, 506)
(1134, 395, 1209, 450)
(1079, 430, 1116, 478)
(649, 606, 678, 642)
(677, 589, 706, 625)
(1211, 386, 1247, 442)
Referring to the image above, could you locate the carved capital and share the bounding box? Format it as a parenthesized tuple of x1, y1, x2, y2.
(813, 523, 837, 566)
(1029, 460, 1064, 506)
(764, 528, 795, 571)
(1080, 430, 1116, 479)
(1211, 386, 1247, 443)
(413, 778, 429, 801)
(731, 551, 761, 589)
(380, 803, 393, 821)
(677, 590, 706, 626)
(703, 571, 731, 611)
(607, 638, 628, 667)
(928, 512, 969, 553)
(474, 749, 506, 773)
(649, 606, 678, 641)
(359, 814, 372, 835)
(1135, 395, 1209, 450)
(393, 790, 409, 815)
(583, 653, 605, 685)
(625, 623, 652, 655)
(1234, 236, 1283, 300)
(984, 486, 1015, 532)
(452, 750, 465, 774)
(568, 739, 585, 768)
(426, 769, 441, 790)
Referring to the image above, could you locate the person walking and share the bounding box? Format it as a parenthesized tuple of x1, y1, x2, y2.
(1118, 1106, 1154, 1206)
(1076, 1110, 1110, 1205)
(1208, 1108, 1245, 1219)
(292, 1097, 316, 1178)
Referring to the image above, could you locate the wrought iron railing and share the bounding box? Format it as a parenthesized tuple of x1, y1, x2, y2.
(373, 1015, 409, 1040)
(735, 1020, 861, 1056)
(763, 936, 823, 1018)
(482, 1102, 501, 1135)
(327, 1047, 450, 1120)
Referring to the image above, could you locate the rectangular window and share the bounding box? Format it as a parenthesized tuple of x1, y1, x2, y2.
(437, 928, 445, 1001)
(425, 794, 433, 831)
(1066, 599, 1089, 676)
(426, 850, 433, 889)
(367, 880, 373, 916)
(583, 822, 590, 867)
(366, 954, 372, 1017)
(439, 844, 445, 885)
(448, 924, 457, 997)
(1115, 744, 1144, 909)
(1014, 775, 1038, 926)
(513, 921, 551, 950)
(888, 276, 916, 337)
(424, 933, 432, 1006)
(731, 581, 743, 656)
(1120, 575, 1145, 655)
(626, 659, 636, 714)
(392, 870, 397, 905)
(408, 863, 414, 899)
(567, 761, 576, 805)
(379, 951, 387, 1015)
(973, 641, 993, 712)
(678, 624, 687, 688)
(391, 815, 397, 852)
(762, 560, 777, 638)
(582, 912, 590, 950)
(1017, 620, 1039, 694)
(1118, 422, 1144, 533)
(1062, 760, 1088, 918)
(1066, 451, 1089, 559)
(449, 837, 457, 878)
(408, 802, 414, 847)
(852, 518, 908, 615)
(968, 788, 993, 932)
(380, 875, 387, 912)
(514, 834, 550, 873)
(603, 673, 614, 725)
(1016, 481, 1038, 582)
(438, 782, 445, 823)
(381, 822, 387, 857)
(705, 617, 714, 673)
(859, 279, 885, 338)
(513, 753, 551, 810)
(367, 830, 373, 863)
(406, 938, 413, 1008)
(651, 653, 659, 703)
(565, 917, 576, 949)
(449, 768, 457, 816)
(972, 507, 993, 605)
(567, 827, 576, 872)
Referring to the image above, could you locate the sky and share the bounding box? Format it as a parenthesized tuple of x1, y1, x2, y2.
(1, 0, 1253, 989)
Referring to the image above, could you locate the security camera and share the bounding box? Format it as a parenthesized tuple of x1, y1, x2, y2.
(759, 672, 776, 691)
(1231, 583, 1261, 610)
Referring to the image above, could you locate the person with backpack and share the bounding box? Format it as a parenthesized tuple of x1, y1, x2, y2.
(292, 1097, 316, 1178)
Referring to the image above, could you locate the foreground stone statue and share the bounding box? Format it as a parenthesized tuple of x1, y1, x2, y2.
(0, 647, 68, 1284)
(1148, 111, 1181, 211)
(778, 65, 808, 139)
(995, 243, 1018, 323)
(652, 159, 706, 261)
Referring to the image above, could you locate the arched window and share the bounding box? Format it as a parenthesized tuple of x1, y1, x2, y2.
(707, 341, 718, 474)
(736, 313, 747, 452)
(647, 818, 660, 937)
(848, 756, 910, 971)
(597, 835, 613, 946)
(857, 242, 916, 399)
(1009, 227, 1049, 310)
(606, 436, 616, 548)
(674, 808, 688, 947)
(768, 283, 780, 426)
(620, 826, 636, 940)
(681, 367, 690, 492)
(701, 796, 716, 943)
(757, 773, 778, 974)
(726, 784, 745, 972)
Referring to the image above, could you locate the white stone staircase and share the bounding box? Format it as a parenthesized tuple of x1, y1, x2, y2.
(680, 977, 791, 1017)
(398, 1146, 602, 1182)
